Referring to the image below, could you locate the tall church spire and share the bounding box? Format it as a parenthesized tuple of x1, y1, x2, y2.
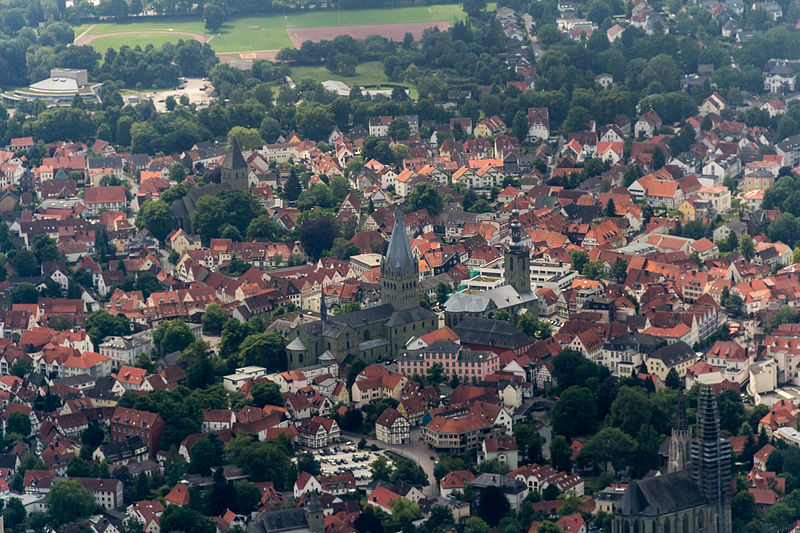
(381, 207, 419, 311)
(668, 388, 690, 473)
(691, 385, 733, 533)
(504, 199, 531, 293)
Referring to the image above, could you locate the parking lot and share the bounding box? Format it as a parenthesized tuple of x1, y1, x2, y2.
(313, 444, 390, 486)
(125, 77, 215, 112)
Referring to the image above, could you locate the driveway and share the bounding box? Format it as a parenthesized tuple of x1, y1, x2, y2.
(342, 428, 440, 497)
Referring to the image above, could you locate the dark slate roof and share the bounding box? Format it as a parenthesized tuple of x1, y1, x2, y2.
(222, 138, 247, 170)
(453, 317, 533, 350)
(385, 207, 415, 271)
(248, 508, 307, 533)
(649, 341, 696, 366)
(617, 472, 706, 516)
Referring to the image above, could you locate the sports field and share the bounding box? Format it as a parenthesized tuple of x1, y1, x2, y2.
(75, 5, 465, 56)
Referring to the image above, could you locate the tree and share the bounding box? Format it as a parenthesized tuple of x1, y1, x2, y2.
(426, 362, 445, 385)
(179, 340, 215, 389)
(347, 359, 367, 388)
(550, 435, 573, 473)
(423, 506, 455, 533)
(297, 452, 321, 476)
(202, 304, 227, 335)
(81, 422, 104, 449)
(168, 162, 186, 183)
(610, 257, 628, 283)
(739, 234, 755, 261)
(160, 505, 216, 533)
(407, 183, 443, 216)
(387, 118, 411, 140)
(10, 358, 32, 378)
(6, 411, 30, 437)
(227, 126, 265, 151)
(571, 250, 589, 273)
(225, 437, 296, 489)
(464, 516, 491, 533)
(298, 215, 338, 260)
(435, 282, 451, 305)
(353, 505, 383, 533)
(251, 382, 283, 407)
(665, 368, 681, 389)
(477, 485, 510, 526)
(13, 283, 39, 304)
(153, 320, 195, 354)
(283, 168, 302, 201)
(551, 386, 597, 437)
(371, 456, 393, 482)
(33, 235, 61, 263)
(237, 332, 287, 372)
(47, 480, 96, 525)
(652, 146, 665, 170)
(390, 498, 422, 531)
(579, 427, 637, 472)
(203, 2, 225, 32)
(3, 498, 25, 529)
(86, 310, 130, 345)
(608, 386, 652, 436)
(605, 198, 617, 218)
(517, 313, 551, 340)
(189, 436, 223, 476)
(233, 480, 261, 514)
(135, 200, 174, 242)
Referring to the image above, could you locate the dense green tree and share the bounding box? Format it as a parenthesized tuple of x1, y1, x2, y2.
(179, 340, 215, 389)
(6, 411, 30, 437)
(407, 183, 443, 216)
(550, 435, 573, 473)
(86, 310, 130, 345)
(160, 505, 217, 533)
(237, 332, 287, 371)
(47, 480, 96, 525)
(251, 382, 283, 407)
(153, 320, 196, 354)
(201, 304, 227, 335)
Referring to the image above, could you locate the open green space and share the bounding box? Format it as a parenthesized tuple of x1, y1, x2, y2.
(87, 32, 204, 51)
(79, 4, 466, 52)
(290, 61, 392, 86)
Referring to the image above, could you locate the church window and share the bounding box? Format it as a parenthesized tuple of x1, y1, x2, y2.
(682, 515, 689, 532)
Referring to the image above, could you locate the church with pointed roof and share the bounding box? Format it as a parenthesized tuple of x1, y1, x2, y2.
(612, 385, 732, 533)
(286, 208, 437, 368)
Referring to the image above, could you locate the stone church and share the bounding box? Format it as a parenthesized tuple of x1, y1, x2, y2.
(612, 385, 732, 533)
(286, 208, 437, 368)
(171, 140, 249, 231)
(443, 203, 538, 327)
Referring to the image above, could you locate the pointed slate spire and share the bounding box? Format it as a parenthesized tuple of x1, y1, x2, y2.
(674, 387, 688, 432)
(222, 137, 246, 170)
(384, 206, 415, 272)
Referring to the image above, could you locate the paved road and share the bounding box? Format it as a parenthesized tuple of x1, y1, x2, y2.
(342, 428, 440, 498)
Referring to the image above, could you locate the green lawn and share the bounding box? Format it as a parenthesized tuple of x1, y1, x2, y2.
(88, 32, 203, 51)
(79, 4, 466, 52)
(291, 61, 392, 85)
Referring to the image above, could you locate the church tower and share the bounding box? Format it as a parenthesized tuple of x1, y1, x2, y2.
(505, 201, 531, 293)
(304, 494, 325, 533)
(381, 207, 419, 311)
(691, 385, 733, 533)
(220, 138, 248, 191)
(668, 388, 691, 473)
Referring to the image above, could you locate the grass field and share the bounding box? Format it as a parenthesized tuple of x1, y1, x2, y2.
(87, 32, 205, 51)
(290, 61, 391, 86)
(289, 61, 420, 99)
(78, 4, 466, 53)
